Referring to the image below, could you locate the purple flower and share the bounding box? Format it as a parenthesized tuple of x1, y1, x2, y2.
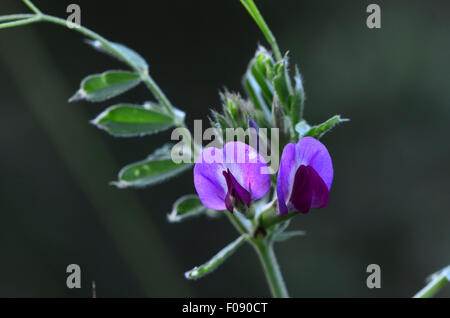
(194, 141, 271, 213)
(277, 137, 333, 215)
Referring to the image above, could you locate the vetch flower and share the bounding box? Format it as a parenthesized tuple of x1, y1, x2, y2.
(194, 141, 271, 213)
(277, 137, 333, 215)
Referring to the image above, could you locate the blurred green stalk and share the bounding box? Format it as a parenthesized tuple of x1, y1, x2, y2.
(414, 267, 449, 298)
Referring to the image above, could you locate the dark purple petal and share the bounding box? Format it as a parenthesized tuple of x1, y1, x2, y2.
(227, 170, 251, 207)
(248, 117, 260, 153)
(289, 165, 312, 213)
(294, 137, 333, 190)
(289, 165, 329, 213)
(223, 169, 251, 212)
(223, 171, 234, 213)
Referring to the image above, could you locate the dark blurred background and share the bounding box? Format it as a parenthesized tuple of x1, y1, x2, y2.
(0, 0, 449, 297)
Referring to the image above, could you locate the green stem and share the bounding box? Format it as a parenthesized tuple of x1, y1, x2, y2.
(414, 272, 449, 298)
(0, 16, 39, 29)
(226, 211, 249, 235)
(252, 239, 289, 298)
(229, 206, 290, 298)
(142, 72, 176, 117)
(240, 0, 282, 60)
(0, 13, 34, 22)
(22, 0, 42, 15)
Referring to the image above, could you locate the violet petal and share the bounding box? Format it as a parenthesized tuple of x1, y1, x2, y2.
(193, 147, 227, 211)
(276, 143, 296, 215)
(194, 141, 270, 212)
(276, 137, 333, 215)
(223, 141, 270, 200)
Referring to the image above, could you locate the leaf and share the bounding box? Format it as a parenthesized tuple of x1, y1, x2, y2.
(185, 235, 247, 280)
(210, 109, 232, 131)
(113, 144, 193, 188)
(92, 103, 175, 137)
(274, 230, 306, 242)
(273, 55, 292, 114)
(86, 40, 148, 72)
(255, 46, 274, 79)
(243, 73, 271, 119)
(242, 47, 274, 119)
(271, 95, 284, 128)
(249, 61, 273, 107)
(167, 195, 206, 223)
(303, 115, 349, 139)
(69, 70, 141, 102)
(289, 67, 305, 126)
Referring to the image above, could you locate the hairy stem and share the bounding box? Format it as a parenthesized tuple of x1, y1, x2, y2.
(227, 212, 248, 235)
(252, 239, 289, 298)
